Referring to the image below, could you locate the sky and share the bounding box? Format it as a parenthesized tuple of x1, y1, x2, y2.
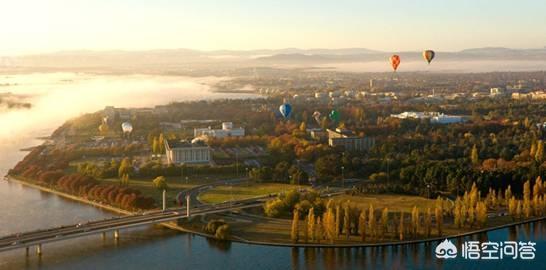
(1, 0, 545, 55)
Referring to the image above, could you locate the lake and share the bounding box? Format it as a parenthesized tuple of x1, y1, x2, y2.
(0, 73, 544, 269)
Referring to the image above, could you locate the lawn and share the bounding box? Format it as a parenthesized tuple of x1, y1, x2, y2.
(100, 175, 226, 208)
(199, 183, 307, 204)
(333, 194, 439, 213)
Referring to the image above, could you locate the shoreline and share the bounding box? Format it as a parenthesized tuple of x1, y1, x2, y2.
(5, 175, 545, 248)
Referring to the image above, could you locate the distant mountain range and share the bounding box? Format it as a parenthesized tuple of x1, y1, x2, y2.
(2, 47, 545, 69)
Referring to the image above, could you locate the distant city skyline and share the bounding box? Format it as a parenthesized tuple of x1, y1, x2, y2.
(2, 0, 546, 55)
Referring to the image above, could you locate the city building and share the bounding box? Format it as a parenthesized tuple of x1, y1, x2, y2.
(512, 90, 546, 100)
(390, 111, 465, 124)
(327, 128, 375, 152)
(194, 122, 245, 138)
(490, 87, 506, 97)
(164, 139, 211, 165)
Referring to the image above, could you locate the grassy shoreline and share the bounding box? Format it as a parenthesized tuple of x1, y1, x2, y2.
(5, 175, 545, 248)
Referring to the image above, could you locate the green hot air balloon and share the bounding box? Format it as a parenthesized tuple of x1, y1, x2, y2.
(329, 109, 340, 122)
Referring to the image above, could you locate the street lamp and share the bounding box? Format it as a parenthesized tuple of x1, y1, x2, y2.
(427, 184, 431, 199)
(341, 166, 345, 188)
(245, 167, 249, 186)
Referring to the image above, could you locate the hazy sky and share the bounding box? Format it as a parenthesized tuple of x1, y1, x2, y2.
(2, 0, 545, 55)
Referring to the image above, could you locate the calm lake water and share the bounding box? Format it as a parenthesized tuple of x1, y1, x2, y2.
(0, 73, 544, 269)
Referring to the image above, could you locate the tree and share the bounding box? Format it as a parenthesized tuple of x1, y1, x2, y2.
(121, 173, 130, 186)
(460, 204, 467, 228)
(536, 140, 544, 162)
(343, 204, 351, 239)
(505, 186, 512, 205)
(323, 204, 336, 243)
(424, 208, 432, 237)
(358, 209, 367, 241)
(308, 208, 315, 242)
(435, 205, 443, 236)
(411, 206, 419, 237)
(470, 144, 479, 165)
(476, 202, 488, 227)
(399, 212, 405, 241)
(523, 199, 532, 218)
(533, 176, 543, 198)
(315, 217, 323, 243)
(158, 133, 165, 154)
(291, 209, 300, 243)
(516, 200, 522, 219)
(152, 176, 168, 190)
(368, 204, 376, 239)
(453, 198, 462, 228)
(523, 180, 531, 202)
(299, 122, 307, 132)
(215, 224, 231, 240)
(118, 157, 132, 178)
(315, 154, 340, 182)
(152, 137, 159, 155)
(381, 208, 389, 239)
(467, 204, 475, 227)
(508, 196, 517, 219)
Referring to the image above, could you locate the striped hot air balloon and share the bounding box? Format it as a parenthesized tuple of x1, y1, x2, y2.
(423, 50, 435, 64)
(390, 55, 401, 71)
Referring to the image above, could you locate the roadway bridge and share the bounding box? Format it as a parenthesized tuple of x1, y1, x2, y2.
(0, 197, 266, 256)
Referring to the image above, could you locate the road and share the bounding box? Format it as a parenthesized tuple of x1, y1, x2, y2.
(0, 196, 266, 253)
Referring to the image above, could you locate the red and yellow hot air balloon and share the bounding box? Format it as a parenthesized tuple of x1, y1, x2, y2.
(390, 55, 401, 71)
(423, 50, 435, 64)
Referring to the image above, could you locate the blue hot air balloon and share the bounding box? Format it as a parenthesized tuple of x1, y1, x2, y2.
(279, 103, 292, 119)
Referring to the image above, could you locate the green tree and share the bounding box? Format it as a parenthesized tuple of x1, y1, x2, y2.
(158, 133, 165, 154)
(152, 137, 159, 155)
(118, 157, 132, 178)
(153, 176, 168, 190)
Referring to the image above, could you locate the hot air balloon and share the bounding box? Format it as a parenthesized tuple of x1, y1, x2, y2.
(390, 55, 401, 71)
(312, 111, 321, 125)
(423, 50, 435, 64)
(121, 122, 133, 133)
(279, 103, 292, 119)
(329, 109, 340, 122)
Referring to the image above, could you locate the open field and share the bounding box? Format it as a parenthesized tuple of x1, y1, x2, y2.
(100, 175, 226, 208)
(199, 183, 307, 204)
(332, 194, 439, 213)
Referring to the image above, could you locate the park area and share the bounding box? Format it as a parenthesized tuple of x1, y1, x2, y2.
(198, 183, 307, 204)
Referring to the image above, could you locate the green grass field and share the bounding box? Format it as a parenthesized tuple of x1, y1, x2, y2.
(199, 183, 307, 204)
(100, 175, 226, 208)
(333, 194, 438, 213)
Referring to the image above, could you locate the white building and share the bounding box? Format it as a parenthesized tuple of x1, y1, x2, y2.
(490, 87, 506, 97)
(194, 122, 245, 138)
(165, 139, 211, 165)
(390, 111, 464, 124)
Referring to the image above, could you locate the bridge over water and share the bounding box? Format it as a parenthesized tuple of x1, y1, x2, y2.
(0, 197, 265, 256)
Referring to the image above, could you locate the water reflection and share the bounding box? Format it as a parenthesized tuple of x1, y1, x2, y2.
(286, 220, 546, 269)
